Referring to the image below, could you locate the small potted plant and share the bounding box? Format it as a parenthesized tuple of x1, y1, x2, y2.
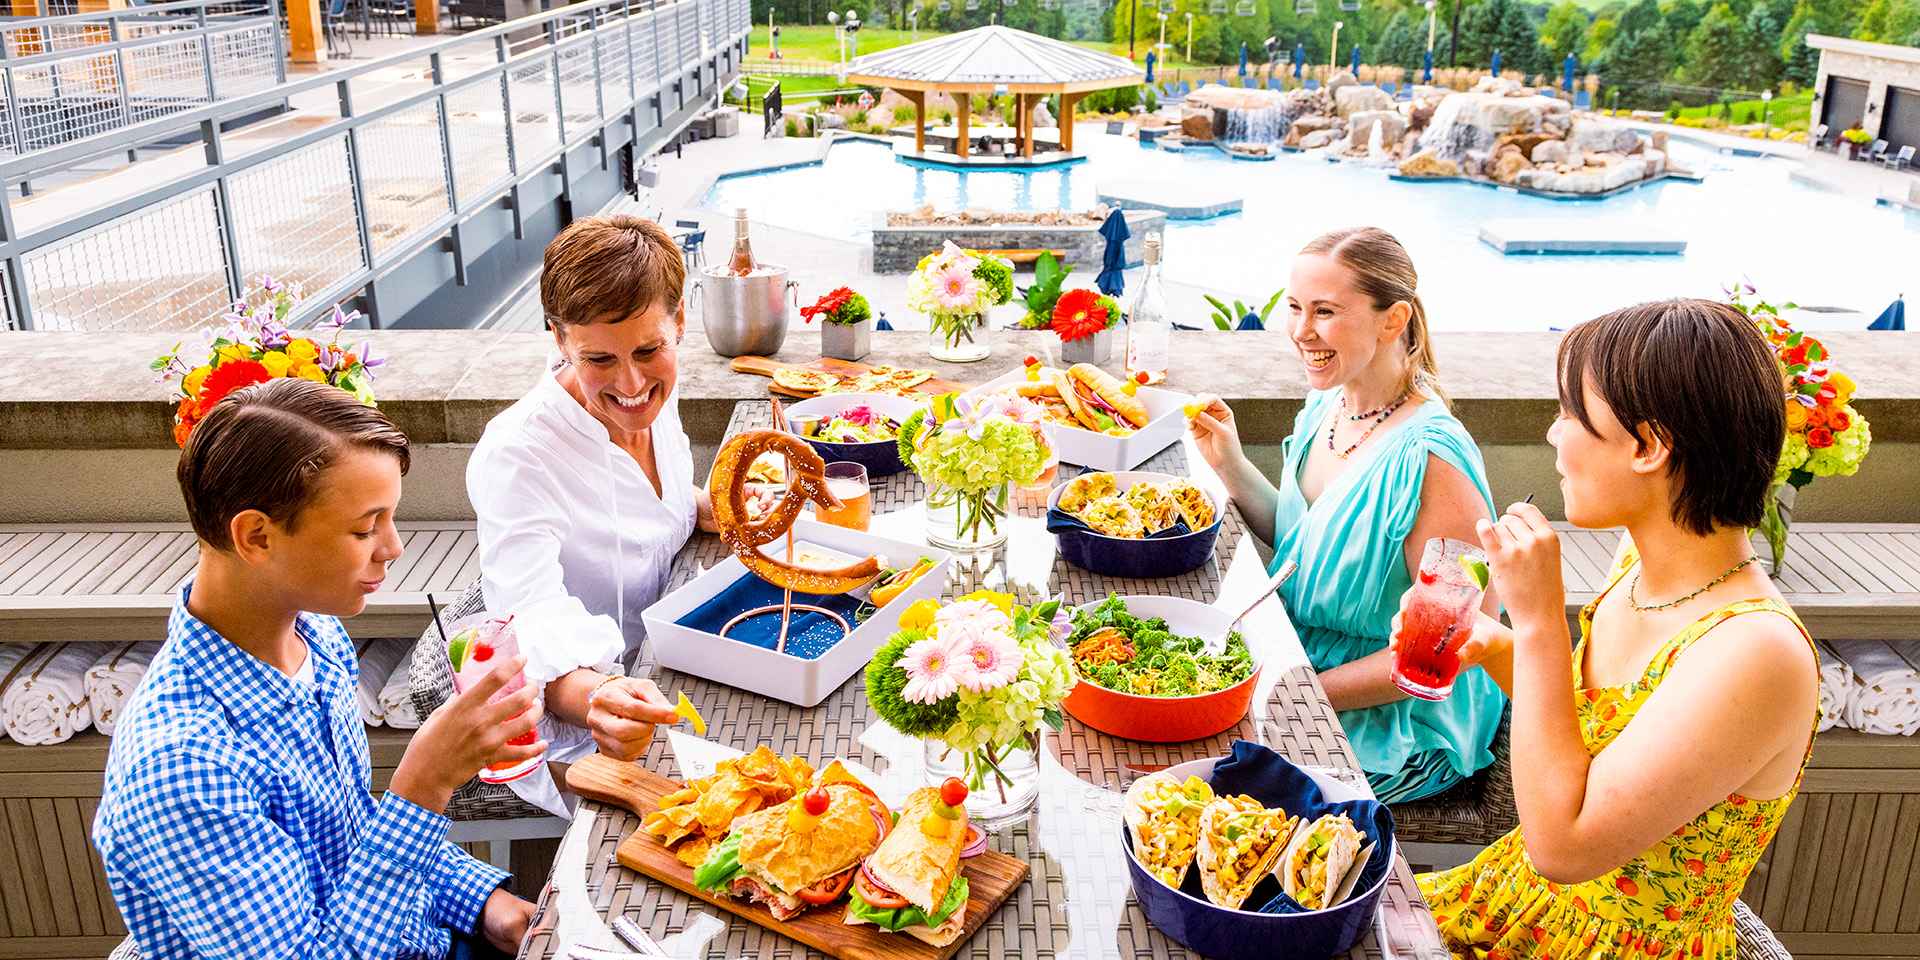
(1051, 288, 1123, 364)
(801, 286, 873, 361)
(1841, 126, 1871, 159)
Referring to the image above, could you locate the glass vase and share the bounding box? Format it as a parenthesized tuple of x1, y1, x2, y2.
(1754, 482, 1795, 578)
(925, 481, 1011, 551)
(924, 728, 1041, 829)
(928, 312, 990, 362)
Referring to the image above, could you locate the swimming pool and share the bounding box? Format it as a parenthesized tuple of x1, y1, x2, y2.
(701, 135, 1920, 332)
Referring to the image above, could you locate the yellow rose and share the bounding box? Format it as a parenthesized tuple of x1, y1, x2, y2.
(1830, 372, 1855, 405)
(284, 338, 320, 362)
(1783, 401, 1808, 430)
(897, 598, 941, 632)
(216, 344, 252, 364)
(292, 362, 326, 382)
(182, 366, 211, 397)
(960, 589, 1015, 615)
(260, 352, 294, 377)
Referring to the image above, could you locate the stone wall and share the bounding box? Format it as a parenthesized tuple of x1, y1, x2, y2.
(870, 210, 1166, 273)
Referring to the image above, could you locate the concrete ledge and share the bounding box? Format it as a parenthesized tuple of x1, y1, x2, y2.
(1479, 218, 1687, 255)
(1095, 179, 1244, 218)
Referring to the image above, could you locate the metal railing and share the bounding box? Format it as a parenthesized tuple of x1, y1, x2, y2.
(0, 0, 752, 331)
(0, 0, 284, 156)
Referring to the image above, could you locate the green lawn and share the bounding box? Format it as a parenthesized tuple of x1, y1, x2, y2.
(1674, 91, 1814, 128)
(748, 23, 947, 62)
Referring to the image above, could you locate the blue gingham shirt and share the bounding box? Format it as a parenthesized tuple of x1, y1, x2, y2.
(93, 585, 509, 960)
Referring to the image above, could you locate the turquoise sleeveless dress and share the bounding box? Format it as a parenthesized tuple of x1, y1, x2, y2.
(1269, 390, 1506, 802)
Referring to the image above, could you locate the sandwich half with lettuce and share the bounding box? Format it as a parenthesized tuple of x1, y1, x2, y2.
(844, 786, 971, 945)
(694, 780, 884, 921)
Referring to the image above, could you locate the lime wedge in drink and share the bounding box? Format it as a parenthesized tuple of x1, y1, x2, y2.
(447, 627, 479, 672)
(1458, 555, 1491, 590)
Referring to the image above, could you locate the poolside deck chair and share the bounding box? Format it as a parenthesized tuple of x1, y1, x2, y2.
(1886, 144, 1916, 171)
(1810, 123, 1831, 152)
(1863, 139, 1889, 163)
(1106, 120, 1126, 135)
(1241, 77, 1257, 88)
(1575, 90, 1591, 109)
(1175, 81, 1192, 98)
(1160, 82, 1179, 100)
(1380, 81, 1396, 96)
(1304, 78, 1319, 90)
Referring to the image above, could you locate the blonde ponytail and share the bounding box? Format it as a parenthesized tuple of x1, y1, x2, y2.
(1300, 227, 1451, 411)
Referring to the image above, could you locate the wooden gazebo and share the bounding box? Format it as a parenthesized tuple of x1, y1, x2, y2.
(844, 25, 1143, 159)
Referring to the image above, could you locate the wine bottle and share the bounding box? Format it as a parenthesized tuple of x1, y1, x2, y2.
(1125, 233, 1169, 385)
(726, 208, 758, 276)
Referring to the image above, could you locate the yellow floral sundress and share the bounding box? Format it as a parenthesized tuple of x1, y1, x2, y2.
(1417, 546, 1817, 960)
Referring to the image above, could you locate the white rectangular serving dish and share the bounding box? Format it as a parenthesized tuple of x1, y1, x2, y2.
(961, 368, 1193, 472)
(644, 518, 951, 707)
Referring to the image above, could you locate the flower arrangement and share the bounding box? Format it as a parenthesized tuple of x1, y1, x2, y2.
(1050, 288, 1122, 342)
(906, 242, 1014, 352)
(799, 286, 872, 326)
(898, 393, 1050, 546)
(865, 591, 1075, 799)
(1841, 127, 1872, 144)
(1729, 284, 1872, 571)
(151, 277, 381, 447)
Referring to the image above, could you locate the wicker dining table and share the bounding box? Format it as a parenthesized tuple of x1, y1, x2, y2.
(518, 400, 1451, 960)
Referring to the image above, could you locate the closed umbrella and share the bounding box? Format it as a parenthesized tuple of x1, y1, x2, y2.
(1294, 44, 1305, 78)
(1145, 51, 1157, 84)
(1423, 48, 1433, 83)
(1240, 41, 1249, 76)
(1869, 295, 1906, 331)
(1490, 49, 1502, 75)
(1563, 53, 1577, 92)
(1235, 310, 1264, 330)
(1096, 209, 1131, 299)
(1351, 44, 1361, 76)
(875, 310, 894, 331)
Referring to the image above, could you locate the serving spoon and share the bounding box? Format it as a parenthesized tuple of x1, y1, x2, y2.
(1203, 560, 1298, 656)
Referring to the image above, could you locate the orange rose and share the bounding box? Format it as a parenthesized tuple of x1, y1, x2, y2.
(1805, 404, 1829, 428)
(1783, 401, 1808, 431)
(1829, 408, 1852, 432)
(173, 419, 195, 447)
(1808, 426, 1834, 449)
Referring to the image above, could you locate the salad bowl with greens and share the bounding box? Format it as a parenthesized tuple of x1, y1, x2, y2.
(1061, 594, 1263, 743)
(783, 392, 922, 477)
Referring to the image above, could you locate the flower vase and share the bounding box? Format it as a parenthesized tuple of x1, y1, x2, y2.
(924, 729, 1041, 829)
(1059, 328, 1112, 365)
(925, 482, 1011, 552)
(929, 312, 990, 362)
(1755, 482, 1795, 578)
(821, 318, 871, 362)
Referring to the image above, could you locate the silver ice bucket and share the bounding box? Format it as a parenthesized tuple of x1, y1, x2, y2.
(699, 264, 798, 357)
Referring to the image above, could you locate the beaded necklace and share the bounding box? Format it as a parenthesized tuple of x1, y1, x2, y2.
(1326, 390, 1410, 460)
(1628, 555, 1759, 611)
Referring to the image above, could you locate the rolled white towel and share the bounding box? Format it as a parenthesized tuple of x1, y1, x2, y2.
(0, 644, 45, 742)
(86, 642, 162, 736)
(1815, 640, 1854, 733)
(2, 641, 114, 745)
(378, 644, 419, 729)
(355, 637, 411, 727)
(1829, 639, 1920, 737)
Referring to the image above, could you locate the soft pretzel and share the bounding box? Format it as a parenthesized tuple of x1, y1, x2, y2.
(709, 429, 885, 594)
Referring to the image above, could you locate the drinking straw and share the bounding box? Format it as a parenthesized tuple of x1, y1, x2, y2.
(426, 593, 452, 649)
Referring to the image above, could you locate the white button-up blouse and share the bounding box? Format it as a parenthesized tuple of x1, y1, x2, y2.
(466, 352, 698, 816)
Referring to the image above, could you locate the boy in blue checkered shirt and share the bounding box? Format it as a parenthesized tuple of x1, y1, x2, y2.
(95, 379, 545, 959)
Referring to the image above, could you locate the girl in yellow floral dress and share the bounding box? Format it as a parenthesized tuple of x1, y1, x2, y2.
(1406, 299, 1821, 960)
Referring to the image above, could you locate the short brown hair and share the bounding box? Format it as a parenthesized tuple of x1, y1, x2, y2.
(178, 378, 411, 551)
(1559, 299, 1785, 535)
(1300, 227, 1449, 408)
(540, 215, 686, 330)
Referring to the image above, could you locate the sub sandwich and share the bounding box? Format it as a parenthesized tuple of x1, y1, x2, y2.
(1054, 364, 1151, 435)
(694, 778, 887, 920)
(1277, 813, 1365, 911)
(844, 783, 972, 946)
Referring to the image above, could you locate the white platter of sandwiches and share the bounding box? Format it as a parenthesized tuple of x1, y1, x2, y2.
(962, 363, 1195, 472)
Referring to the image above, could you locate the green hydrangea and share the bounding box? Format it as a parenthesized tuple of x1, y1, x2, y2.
(908, 417, 1046, 491)
(973, 255, 1014, 304)
(1806, 419, 1871, 477)
(865, 628, 960, 737)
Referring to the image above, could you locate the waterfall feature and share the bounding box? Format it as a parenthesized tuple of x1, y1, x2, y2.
(1416, 94, 1493, 160)
(1221, 103, 1298, 144)
(1366, 119, 1387, 160)
(1416, 92, 1564, 161)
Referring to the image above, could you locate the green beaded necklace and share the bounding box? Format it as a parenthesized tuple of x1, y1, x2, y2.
(1628, 555, 1760, 612)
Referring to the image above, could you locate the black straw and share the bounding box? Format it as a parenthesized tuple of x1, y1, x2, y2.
(426, 593, 452, 649)
(1523, 494, 1535, 505)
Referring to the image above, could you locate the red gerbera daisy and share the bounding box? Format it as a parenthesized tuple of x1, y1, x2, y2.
(1051, 289, 1110, 343)
(800, 286, 857, 323)
(197, 358, 274, 407)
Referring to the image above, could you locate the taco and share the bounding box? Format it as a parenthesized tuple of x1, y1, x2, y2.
(1276, 813, 1365, 911)
(1058, 472, 1118, 514)
(1126, 483, 1180, 533)
(1194, 796, 1298, 909)
(1080, 496, 1145, 539)
(1165, 479, 1216, 530)
(1123, 773, 1216, 890)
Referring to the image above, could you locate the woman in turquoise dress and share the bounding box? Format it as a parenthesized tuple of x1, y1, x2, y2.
(1188, 226, 1506, 802)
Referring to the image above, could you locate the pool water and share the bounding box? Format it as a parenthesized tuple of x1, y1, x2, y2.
(702, 135, 1920, 332)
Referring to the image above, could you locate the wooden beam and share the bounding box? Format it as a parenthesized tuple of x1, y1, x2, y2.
(1060, 92, 1082, 151)
(287, 0, 325, 63)
(415, 0, 439, 35)
(955, 95, 970, 159)
(900, 89, 926, 153)
(1020, 93, 1034, 158)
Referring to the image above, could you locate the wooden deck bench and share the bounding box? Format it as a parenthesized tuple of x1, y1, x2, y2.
(1560, 521, 1920, 958)
(0, 521, 483, 644)
(927, 247, 1065, 266)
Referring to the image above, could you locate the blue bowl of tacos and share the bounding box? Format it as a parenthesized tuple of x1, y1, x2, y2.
(1047, 471, 1226, 579)
(1120, 741, 1397, 960)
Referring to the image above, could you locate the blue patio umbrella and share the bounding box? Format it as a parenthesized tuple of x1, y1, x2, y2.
(1240, 41, 1250, 76)
(1869, 295, 1906, 331)
(1490, 49, 1502, 75)
(1563, 53, 1577, 91)
(1351, 44, 1361, 76)
(1423, 48, 1433, 83)
(1145, 51, 1157, 84)
(1096, 209, 1131, 299)
(1235, 311, 1265, 330)
(1294, 44, 1305, 78)
(875, 311, 894, 331)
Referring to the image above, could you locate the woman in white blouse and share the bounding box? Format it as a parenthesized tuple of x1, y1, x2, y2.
(467, 216, 713, 816)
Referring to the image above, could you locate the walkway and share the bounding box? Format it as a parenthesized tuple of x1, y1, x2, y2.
(1626, 120, 1920, 206)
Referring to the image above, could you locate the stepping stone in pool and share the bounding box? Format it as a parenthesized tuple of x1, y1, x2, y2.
(1478, 218, 1686, 255)
(1096, 179, 1244, 220)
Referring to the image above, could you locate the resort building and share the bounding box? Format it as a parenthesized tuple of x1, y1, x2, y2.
(1809, 33, 1920, 154)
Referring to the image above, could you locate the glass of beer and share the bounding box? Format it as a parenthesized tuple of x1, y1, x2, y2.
(816, 461, 872, 531)
(1390, 537, 1488, 701)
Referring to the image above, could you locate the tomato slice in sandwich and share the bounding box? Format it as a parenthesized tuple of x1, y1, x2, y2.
(797, 866, 857, 905)
(855, 866, 912, 909)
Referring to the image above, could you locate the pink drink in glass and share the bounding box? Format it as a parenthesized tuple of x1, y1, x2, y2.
(1391, 537, 1488, 701)
(445, 615, 544, 784)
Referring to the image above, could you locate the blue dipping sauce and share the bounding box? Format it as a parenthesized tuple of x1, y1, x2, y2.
(676, 573, 865, 660)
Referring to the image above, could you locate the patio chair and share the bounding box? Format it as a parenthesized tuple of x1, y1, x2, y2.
(1809, 123, 1831, 151)
(322, 0, 352, 58)
(1883, 143, 1914, 171)
(679, 228, 706, 268)
(1241, 77, 1257, 88)
(1304, 78, 1320, 90)
(1380, 81, 1396, 96)
(1391, 706, 1516, 853)
(1175, 81, 1192, 99)
(1575, 89, 1592, 109)
(1862, 139, 1888, 163)
(1159, 82, 1179, 100)
(1734, 900, 1793, 960)
(1105, 120, 1125, 135)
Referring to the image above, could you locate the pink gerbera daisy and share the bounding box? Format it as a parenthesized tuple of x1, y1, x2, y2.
(932, 262, 980, 310)
(897, 635, 962, 704)
(950, 627, 1023, 692)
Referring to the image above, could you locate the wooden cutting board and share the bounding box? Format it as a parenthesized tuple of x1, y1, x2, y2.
(567, 754, 1032, 960)
(730, 356, 975, 400)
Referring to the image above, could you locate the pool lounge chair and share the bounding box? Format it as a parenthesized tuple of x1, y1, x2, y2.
(1160, 81, 1180, 100)
(1574, 90, 1591, 109)
(1810, 123, 1832, 152)
(1863, 139, 1889, 164)
(1241, 77, 1257, 88)
(1304, 78, 1319, 90)
(1175, 81, 1192, 99)
(1380, 81, 1396, 96)
(1106, 120, 1126, 135)
(1886, 144, 1916, 171)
